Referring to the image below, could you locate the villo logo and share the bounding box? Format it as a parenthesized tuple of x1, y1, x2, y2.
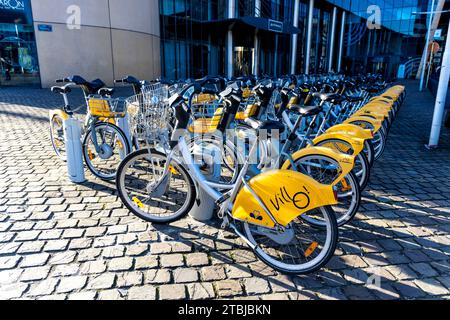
(0, 0, 25, 10)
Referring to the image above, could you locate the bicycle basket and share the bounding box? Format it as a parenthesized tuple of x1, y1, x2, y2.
(236, 93, 257, 121)
(126, 92, 170, 141)
(87, 96, 126, 118)
(141, 82, 169, 99)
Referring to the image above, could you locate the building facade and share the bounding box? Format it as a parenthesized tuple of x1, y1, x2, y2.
(160, 0, 450, 80)
(0, 0, 448, 87)
(0, 0, 161, 87)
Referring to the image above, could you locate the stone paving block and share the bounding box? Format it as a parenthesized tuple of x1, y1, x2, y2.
(0, 283, 29, 300)
(0, 256, 22, 270)
(0, 269, 23, 285)
(187, 283, 215, 300)
(244, 278, 271, 295)
(49, 251, 77, 265)
(87, 273, 116, 290)
(52, 264, 80, 277)
(200, 265, 227, 282)
(288, 291, 317, 300)
(20, 266, 51, 282)
(173, 268, 199, 283)
(369, 282, 401, 300)
(78, 248, 102, 262)
(216, 280, 243, 298)
(413, 278, 449, 296)
(17, 241, 45, 254)
(116, 272, 144, 287)
(225, 264, 253, 279)
(185, 253, 209, 267)
(134, 256, 158, 270)
(144, 269, 171, 284)
(102, 246, 126, 259)
(128, 286, 156, 300)
(44, 240, 69, 252)
(160, 254, 184, 268)
(315, 288, 347, 300)
(20, 253, 50, 268)
(409, 263, 439, 278)
(159, 284, 186, 300)
(108, 257, 134, 271)
(343, 285, 376, 300)
(57, 276, 88, 293)
(98, 289, 127, 300)
(80, 261, 107, 275)
(68, 291, 97, 300)
(27, 278, 59, 297)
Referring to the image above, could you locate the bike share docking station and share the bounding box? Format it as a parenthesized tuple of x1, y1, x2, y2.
(189, 142, 222, 222)
(63, 117, 86, 184)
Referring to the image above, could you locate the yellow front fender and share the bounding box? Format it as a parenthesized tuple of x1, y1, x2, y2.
(369, 97, 394, 106)
(364, 102, 394, 111)
(353, 109, 388, 121)
(232, 170, 338, 228)
(49, 109, 70, 122)
(325, 124, 373, 140)
(345, 116, 384, 134)
(281, 146, 355, 186)
(312, 132, 365, 155)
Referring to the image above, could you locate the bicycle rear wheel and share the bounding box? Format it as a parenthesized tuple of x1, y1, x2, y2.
(285, 154, 361, 227)
(116, 149, 195, 223)
(241, 206, 338, 274)
(314, 139, 371, 190)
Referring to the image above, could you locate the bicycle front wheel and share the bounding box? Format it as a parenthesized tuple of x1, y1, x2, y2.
(116, 149, 195, 223)
(50, 114, 67, 161)
(82, 122, 131, 180)
(242, 206, 338, 275)
(314, 139, 371, 190)
(284, 154, 361, 227)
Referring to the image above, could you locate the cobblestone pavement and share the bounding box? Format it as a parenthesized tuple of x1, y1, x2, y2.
(0, 81, 449, 300)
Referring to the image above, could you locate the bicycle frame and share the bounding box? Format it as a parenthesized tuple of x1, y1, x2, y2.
(148, 130, 337, 232)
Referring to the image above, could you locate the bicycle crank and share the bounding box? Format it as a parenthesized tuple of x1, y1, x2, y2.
(146, 174, 170, 198)
(251, 225, 295, 245)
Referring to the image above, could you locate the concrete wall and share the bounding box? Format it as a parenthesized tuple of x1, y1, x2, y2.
(31, 0, 160, 88)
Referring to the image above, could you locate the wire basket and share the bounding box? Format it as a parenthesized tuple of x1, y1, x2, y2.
(141, 82, 170, 98)
(188, 94, 224, 134)
(260, 89, 282, 121)
(236, 92, 257, 121)
(126, 89, 171, 142)
(192, 95, 222, 119)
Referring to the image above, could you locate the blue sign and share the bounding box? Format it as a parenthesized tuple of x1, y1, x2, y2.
(38, 24, 53, 32)
(268, 19, 283, 33)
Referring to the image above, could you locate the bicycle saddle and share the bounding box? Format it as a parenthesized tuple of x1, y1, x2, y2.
(288, 105, 322, 117)
(345, 95, 364, 103)
(98, 88, 115, 97)
(361, 86, 380, 93)
(51, 85, 71, 94)
(122, 75, 141, 85)
(67, 75, 106, 94)
(313, 93, 345, 104)
(244, 118, 286, 134)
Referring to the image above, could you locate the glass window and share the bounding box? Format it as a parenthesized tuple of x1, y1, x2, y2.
(0, 0, 40, 86)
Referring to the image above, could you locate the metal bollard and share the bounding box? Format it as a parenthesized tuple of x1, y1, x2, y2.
(189, 143, 222, 222)
(64, 118, 86, 183)
(117, 113, 132, 158)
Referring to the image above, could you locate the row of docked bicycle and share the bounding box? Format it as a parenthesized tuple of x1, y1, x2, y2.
(49, 74, 406, 274)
